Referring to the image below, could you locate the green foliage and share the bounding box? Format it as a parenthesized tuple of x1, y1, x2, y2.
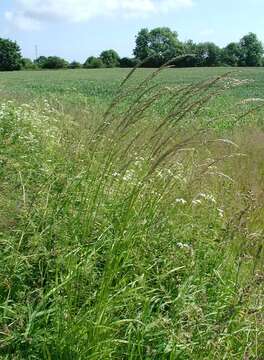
(174, 40, 198, 67)
(34, 56, 48, 68)
(0, 38, 22, 71)
(195, 42, 223, 66)
(134, 27, 183, 66)
(21, 58, 37, 70)
(34, 56, 68, 69)
(100, 49, 120, 67)
(221, 33, 264, 67)
(222, 42, 242, 66)
(239, 32, 264, 66)
(68, 61, 82, 69)
(42, 56, 69, 69)
(133, 29, 264, 68)
(83, 56, 104, 69)
(2, 31, 264, 73)
(119, 57, 138, 68)
(133, 28, 150, 60)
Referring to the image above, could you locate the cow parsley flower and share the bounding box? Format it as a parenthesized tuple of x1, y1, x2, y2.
(176, 198, 187, 205)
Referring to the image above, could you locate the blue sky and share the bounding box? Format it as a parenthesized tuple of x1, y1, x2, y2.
(0, 0, 263, 62)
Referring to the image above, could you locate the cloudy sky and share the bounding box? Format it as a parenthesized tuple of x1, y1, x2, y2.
(0, 0, 263, 62)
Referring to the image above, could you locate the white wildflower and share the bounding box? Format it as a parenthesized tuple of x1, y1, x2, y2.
(193, 192, 216, 205)
(192, 199, 202, 206)
(177, 242, 192, 250)
(200, 193, 216, 204)
(157, 170, 164, 179)
(123, 169, 135, 182)
(175, 198, 187, 205)
(217, 208, 224, 218)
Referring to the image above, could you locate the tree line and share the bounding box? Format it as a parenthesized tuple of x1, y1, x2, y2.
(0, 28, 264, 71)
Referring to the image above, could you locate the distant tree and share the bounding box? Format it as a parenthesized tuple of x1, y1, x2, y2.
(119, 57, 138, 68)
(133, 28, 151, 60)
(195, 42, 222, 66)
(68, 61, 82, 69)
(42, 56, 68, 69)
(134, 27, 183, 67)
(222, 42, 241, 66)
(100, 50, 120, 67)
(21, 58, 37, 70)
(0, 38, 22, 71)
(173, 54, 197, 68)
(83, 56, 104, 69)
(183, 40, 197, 54)
(176, 40, 198, 67)
(239, 32, 263, 66)
(34, 56, 48, 68)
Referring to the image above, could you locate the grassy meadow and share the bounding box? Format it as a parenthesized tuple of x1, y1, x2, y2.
(0, 67, 263, 359)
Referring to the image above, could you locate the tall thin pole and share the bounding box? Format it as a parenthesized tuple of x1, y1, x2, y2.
(35, 45, 38, 60)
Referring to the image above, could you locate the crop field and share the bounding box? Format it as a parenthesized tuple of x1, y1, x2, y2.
(0, 67, 264, 359)
(1, 67, 264, 104)
(1, 67, 264, 128)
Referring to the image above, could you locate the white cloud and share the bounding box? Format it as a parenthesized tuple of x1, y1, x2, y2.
(5, 0, 194, 29)
(5, 10, 40, 30)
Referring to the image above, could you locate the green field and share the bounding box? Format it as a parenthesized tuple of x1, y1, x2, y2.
(0, 68, 263, 359)
(1, 67, 264, 104)
(2, 67, 264, 129)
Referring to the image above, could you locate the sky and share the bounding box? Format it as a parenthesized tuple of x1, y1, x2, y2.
(0, 0, 264, 62)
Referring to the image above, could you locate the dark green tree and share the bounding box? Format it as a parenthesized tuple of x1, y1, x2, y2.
(133, 27, 183, 66)
(239, 32, 263, 66)
(195, 42, 222, 66)
(83, 56, 104, 69)
(119, 57, 138, 68)
(100, 50, 120, 67)
(68, 61, 82, 69)
(176, 40, 198, 67)
(222, 42, 241, 66)
(42, 56, 68, 69)
(21, 58, 37, 70)
(183, 40, 197, 53)
(133, 28, 151, 60)
(34, 56, 48, 68)
(0, 38, 22, 71)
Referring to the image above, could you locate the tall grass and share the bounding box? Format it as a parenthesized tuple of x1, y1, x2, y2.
(0, 69, 263, 359)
